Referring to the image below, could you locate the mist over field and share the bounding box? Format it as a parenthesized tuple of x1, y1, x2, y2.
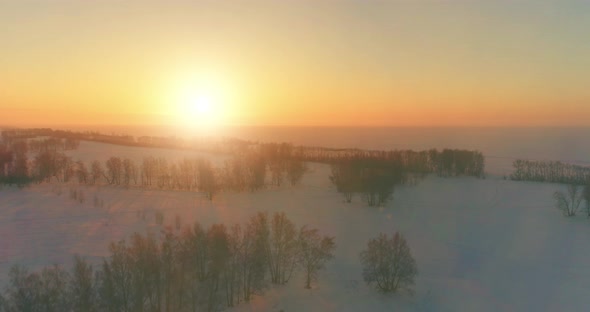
(60, 125, 590, 174)
(2, 0, 590, 310)
(0, 126, 589, 311)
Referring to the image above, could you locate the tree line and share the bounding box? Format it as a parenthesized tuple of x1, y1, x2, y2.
(510, 159, 590, 185)
(28, 137, 80, 152)
(328, 149, 485, 206)
(0, 139, 307, 198)
(0, 212, 336, 312)
(297, 147, 484, 178)
(3, 128, 485, 178)
(1, 128, 247, 155)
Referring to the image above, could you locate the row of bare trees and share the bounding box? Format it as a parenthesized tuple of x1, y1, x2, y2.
(0, 212, 336, 312)
(87, 153, 305, 199)
(0, 229, 418, 312)
(1, 141, 306, 200)
(298, 147, 485, 178)
(511, 159, 590, 185)
(28, 137, 80, 152)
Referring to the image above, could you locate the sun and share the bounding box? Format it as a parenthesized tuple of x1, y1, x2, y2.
(174, 88, 224, 133)
(170, 74, 231, 132)
(187, 93, 214, 116)
(165, 68, 239, 133)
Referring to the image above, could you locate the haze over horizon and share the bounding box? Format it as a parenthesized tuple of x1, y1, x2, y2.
(1, 1, 589, 128)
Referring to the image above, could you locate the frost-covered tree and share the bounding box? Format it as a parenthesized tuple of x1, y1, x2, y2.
(91, 160, 104, 185)
(76, 161, 89, 184)
(4, 265, 42, 312)
(268, 212, 298, 284)
(38, 265, 71, 312)
(360, 231, 417, 294)
(122, 159, 137, 186)
(105, 157, 123, 185)
(584, 177, 590, 217)
(554, 184, 583, 217)
(245, 155, 266, 192)
(297, 226, 335, 289)
(69, 256, 97, 312)
(197, 159, 218, 200)
(286, 159, 306, 186)
(3, 264, 71, 312)
(98, 241, 133, 312)
(242, 212, 270, 300)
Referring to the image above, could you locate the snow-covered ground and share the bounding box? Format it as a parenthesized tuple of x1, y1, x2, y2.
(1, 141, 589, 311)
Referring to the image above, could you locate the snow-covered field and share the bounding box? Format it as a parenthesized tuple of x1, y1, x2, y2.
(1, 141, 589, 311)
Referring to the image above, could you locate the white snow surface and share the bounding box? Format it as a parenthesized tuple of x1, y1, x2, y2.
(1, 141, 589, 311)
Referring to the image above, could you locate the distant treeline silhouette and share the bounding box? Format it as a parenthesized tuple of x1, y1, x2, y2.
(510, 159, 590, 184)
(0, 129, 485, 196)
(1, 128, 246, 154)
(327, 149, 485, 206)
(0, 212, 336, 312)
(298, 147, 484, 176)
(0, 136, 308, 198)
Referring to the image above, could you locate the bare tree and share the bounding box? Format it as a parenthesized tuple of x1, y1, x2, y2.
(286, 159, 306, 186)
(222, 158, 247, 191)
(330, 162, 358, 203)
(224, 223, 244, 307)
(122, 159, 137, 187)
(62, 157, 75, 183)
(240, 212, 269, 301)
(4, 265, 42, 312)
(205, 224, 230, 311)
(245, 155, 266, 192)
(156, 157, 170, 189)
(584, 177, 590, 217)
(554, 184, 584, 217)
(197, 159, 218, 200)
(105, 157, 123, 185)
(91, 161, 104, 185)
(180, 222, 208, 311)
(38, 265, 71, 312)
(141, 157, 157, 187)
(268, 212, 298, 284)
(360, 231, 417, 294)
(69, 256, 97, 312)
(10, 147, 30, 187)
(297, 226, 335, 289)
(76, 161, 89, 185)
(98, 241, 133, 312)
(0, 144, 14, 181)
(269, 161, 284, 187)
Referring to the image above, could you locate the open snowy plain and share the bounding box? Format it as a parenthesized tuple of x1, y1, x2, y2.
(1, 140, 589, 311)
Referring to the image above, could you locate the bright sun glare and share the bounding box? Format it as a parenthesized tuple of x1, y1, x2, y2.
(170, 72, 231, 132)
(187, 93, 214, 116)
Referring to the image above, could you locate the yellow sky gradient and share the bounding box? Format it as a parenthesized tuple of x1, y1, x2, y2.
(1, 1, 589, 127)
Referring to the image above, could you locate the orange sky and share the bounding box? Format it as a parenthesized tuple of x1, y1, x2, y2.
(1, 1, 589, 128)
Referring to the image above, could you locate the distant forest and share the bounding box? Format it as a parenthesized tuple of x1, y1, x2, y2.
(0, 128, 485, 207)
(510, 159, 590, 185)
